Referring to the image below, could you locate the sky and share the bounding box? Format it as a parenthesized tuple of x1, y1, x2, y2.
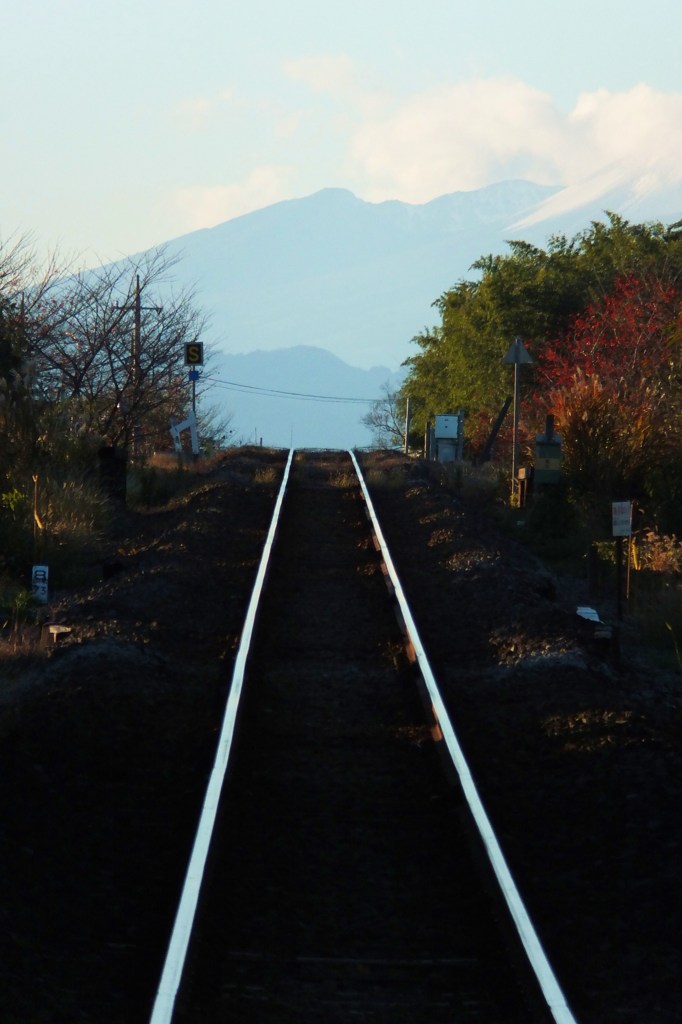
(4, 0, 682, 268)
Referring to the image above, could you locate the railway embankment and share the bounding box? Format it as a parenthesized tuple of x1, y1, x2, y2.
(0, 446, 679, 1023)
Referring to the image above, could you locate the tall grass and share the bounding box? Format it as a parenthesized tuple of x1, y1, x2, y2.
(36, 477, 110, 586)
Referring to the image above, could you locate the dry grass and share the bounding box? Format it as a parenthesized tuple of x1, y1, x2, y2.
(437, 460, 505, 504)
(362, 466, 409, 491)
(30, 477, 109, 586)
(254, 466, 279, 486)
(329, 469, 357, 489)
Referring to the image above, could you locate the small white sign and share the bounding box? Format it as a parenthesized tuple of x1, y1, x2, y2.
(612, 501, 632, 537)
(32, 564, 49, 604)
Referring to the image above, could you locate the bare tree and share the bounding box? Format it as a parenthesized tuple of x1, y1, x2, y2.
(29, 247, 215, 458)
(362, 381, 406, 448)
(0, 234, 76, 479)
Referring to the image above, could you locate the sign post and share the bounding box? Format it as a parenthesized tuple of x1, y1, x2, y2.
(612, 501, 632, 620)
(502, 337, 533, 500)
(184, 342, 204, 416)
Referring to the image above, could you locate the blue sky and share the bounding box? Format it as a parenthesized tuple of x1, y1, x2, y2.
(3, 0, 682, 266)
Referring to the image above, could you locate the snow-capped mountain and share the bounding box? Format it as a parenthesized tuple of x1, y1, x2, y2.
(161, 180, 561, 373)
(513, 163, 682, 239)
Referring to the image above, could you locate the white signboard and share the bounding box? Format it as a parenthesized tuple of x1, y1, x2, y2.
(612, 501, 632, 537)
(32, 564, 49, 604)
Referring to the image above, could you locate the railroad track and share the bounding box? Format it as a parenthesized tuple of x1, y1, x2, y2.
(150, 450, 578, 1024)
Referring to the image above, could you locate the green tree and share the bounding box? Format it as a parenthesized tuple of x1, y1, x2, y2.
(401, 213, 682, 458)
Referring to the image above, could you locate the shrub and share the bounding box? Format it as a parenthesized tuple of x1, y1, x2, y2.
(521, 486, 589, 562)
(634, 529, 682, 574)
(127, 464, 190, 508)
(0, 474, 110, 587)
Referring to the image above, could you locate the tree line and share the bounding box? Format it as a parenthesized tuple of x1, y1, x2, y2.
(393, 212, 682, 534)
(0, 239, 215, 578)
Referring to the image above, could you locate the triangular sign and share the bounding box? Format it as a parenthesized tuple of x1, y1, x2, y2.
(502, 336, 533, 365)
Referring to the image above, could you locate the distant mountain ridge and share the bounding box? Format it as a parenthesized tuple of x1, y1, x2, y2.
(162, 180, 561, 372)
(149, 173, 682, 375)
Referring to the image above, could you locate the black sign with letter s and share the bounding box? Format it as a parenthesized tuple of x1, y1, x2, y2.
(184, 342, 204, 365)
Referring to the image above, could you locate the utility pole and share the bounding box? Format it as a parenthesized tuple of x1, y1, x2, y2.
(127, 274, 162, 459)
(132, 274, 141, 397)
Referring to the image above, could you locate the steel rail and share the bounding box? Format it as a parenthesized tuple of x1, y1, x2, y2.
(349, 450, 579, 1024)
(149, 449, 295, 1024)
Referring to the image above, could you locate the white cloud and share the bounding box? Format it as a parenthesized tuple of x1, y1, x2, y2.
(343, 78, 565, 201)
(508, 83, 682, 226)
(174, 88, 235, 128)
(340, 79, 682, 204)
(568, 83, 682, 173)
(282, 54, 389, 118)
(170, 166, 295, 232)
(283, 54, 358, 96)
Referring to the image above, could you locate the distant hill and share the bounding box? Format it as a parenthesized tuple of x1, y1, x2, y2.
(205, 346, 405, 450)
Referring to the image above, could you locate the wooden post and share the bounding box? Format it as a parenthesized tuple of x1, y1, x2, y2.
(611, 500, 632, 620)
(131, 275, 141, 459)
(616, 536, 624, 621)
(482, 396, 512, 462)
(512, 361, 520, 492)
(32, 474, 43, 561)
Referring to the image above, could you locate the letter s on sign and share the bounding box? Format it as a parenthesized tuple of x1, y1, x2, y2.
(184, 342, 204, 365)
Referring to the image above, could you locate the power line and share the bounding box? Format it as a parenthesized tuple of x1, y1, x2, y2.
(204, 374, 378, 405)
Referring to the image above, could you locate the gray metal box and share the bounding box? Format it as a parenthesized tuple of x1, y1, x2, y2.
(435, 414, 459, 439)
